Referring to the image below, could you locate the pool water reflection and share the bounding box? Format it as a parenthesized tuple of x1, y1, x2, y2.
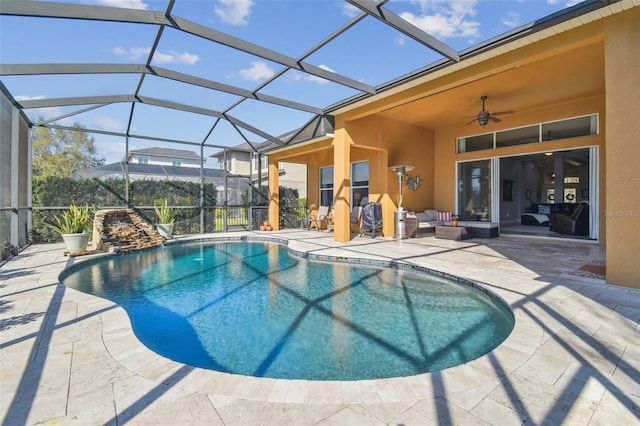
(61, 241, 514, 380)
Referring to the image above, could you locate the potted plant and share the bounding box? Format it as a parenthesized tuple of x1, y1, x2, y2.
(42, 203, 92, 253)
(450, 215, 460, 227)
(154, 199, 175, 238)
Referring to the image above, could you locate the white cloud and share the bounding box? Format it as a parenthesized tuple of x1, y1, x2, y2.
(214, 0, 254, 26)
(93, 139, 128, 164)
(15, 95, 72, 125)
(238, 61, 275, 81)
(395, 35, 406, 46)
(92, 116, 123, 132)
(112, 46, 150, 61)
(290, 64, 335, 85)
(112, 46, 199, 65)
(15, 95, 45, 102)
(153, 50, 200, 65)
(502, 12, 520, 28)
(400, 0, 480, 39)
(340, 2, 361, 18)
(94, 0, 148, 10)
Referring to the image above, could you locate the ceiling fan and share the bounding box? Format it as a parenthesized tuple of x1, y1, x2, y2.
(465, 96, 514, 126)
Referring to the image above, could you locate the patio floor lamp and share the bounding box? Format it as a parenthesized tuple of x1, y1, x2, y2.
(389, 165, 414, 207)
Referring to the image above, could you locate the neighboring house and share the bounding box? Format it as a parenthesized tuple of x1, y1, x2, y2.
(127, 147, 203, 168)
(74, 147, 232, 204)
(75, 147, 218, 183)
(210, 140, 308, 199)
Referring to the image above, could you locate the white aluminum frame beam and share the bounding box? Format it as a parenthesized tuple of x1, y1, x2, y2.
(0, 0, 376, 94)
(345, 0, 459, 62)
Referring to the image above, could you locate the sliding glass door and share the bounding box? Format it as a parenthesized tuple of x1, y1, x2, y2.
(457, 159, 492, 222)
(458, 147, 598, 240)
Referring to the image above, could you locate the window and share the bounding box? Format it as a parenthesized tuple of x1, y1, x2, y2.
(457, 133, 493, 153)
(542, 115, 597, 141)
(457, 114, 598, 153)
(458, 159, 492, 221)
(319, 166, 333, 207)
(172, 160, 182, 167)
(253, 154, 269, 171)
(319, 162, 369, 209)
(351, 161, 369, 208)
(138, 156, 148, 164)
(496, 125, 539, 148)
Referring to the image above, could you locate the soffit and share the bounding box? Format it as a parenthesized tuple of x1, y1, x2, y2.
(331, 0, 636, 131)
(379, 40, 605, 130)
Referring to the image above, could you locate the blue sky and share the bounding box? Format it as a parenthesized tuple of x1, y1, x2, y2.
(0, 0, 582, 165)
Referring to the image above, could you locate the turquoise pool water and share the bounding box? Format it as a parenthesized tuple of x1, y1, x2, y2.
(61, 240, 514, 380)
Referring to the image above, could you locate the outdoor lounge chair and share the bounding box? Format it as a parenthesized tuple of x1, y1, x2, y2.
(350, 206, 362, 233)
(309, 206, 329, 230)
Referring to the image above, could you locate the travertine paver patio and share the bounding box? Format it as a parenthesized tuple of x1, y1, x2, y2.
(1, 230, 638, 425)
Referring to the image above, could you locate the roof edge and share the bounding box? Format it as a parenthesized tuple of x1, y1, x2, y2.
(325, 0, 625, 115)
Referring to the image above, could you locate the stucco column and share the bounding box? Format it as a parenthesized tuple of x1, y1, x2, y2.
(268, 157, 280, 230)
(333, 128, 351, 242)
(604, 8, 640, 288)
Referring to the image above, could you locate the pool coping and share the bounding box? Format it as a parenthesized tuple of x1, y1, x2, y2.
(4, 230, 639, 425)
(62, 234, 525, 403)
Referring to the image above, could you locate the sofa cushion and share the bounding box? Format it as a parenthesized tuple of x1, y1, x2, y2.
(416, 212, 429, 222)
(424, 209, 438, 221)
(419, 221, 444, 228)
(538, 205, 550, 215)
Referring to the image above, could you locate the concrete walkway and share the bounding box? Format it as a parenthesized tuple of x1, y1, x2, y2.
(1, 231, 638, 425)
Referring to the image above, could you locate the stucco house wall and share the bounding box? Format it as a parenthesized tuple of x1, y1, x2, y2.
(268, 5, 639, 288)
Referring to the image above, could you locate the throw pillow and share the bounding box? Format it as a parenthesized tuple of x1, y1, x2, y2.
(437, 211, 452, 221)
(416, 212, 429, 222)
(538, 205, 550, 215)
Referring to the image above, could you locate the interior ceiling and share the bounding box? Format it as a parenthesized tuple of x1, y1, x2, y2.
(0, 0, 613, 153)
(380, 41, 605, 130)
(508, 149, 591, 167)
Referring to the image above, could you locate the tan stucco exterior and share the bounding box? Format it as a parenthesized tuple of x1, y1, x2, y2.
(268, 4, 640, 288)
(603, 6, 640, 287)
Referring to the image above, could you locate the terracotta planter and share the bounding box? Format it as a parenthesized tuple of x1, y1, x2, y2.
(260, 225, 266, 231)
(265, 225, 273, 231)
(451, 221, 459, 227)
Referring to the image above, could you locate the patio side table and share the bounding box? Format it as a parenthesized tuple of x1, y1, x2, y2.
(435, 226, 472, 241)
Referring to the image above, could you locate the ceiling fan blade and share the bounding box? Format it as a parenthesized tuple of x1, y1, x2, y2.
(465, 118, 478, 126)
(491, 110, 515, 116)
(490, 116, 502, 123)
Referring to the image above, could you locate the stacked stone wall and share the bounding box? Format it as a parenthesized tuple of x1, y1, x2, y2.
(92, 209, 163, 252)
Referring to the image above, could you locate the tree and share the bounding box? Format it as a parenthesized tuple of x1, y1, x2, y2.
(32, 122, 105, 179)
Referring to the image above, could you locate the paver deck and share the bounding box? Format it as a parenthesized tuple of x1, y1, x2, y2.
(1, 231, 638, 425)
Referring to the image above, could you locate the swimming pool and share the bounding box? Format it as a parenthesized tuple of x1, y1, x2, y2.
(61, 239, 514, 381)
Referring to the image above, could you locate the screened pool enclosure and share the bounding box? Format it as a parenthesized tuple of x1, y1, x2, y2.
(1, 0, 610, 259)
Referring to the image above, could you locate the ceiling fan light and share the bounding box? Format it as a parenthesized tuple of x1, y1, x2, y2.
(477, 111, 490, 126)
